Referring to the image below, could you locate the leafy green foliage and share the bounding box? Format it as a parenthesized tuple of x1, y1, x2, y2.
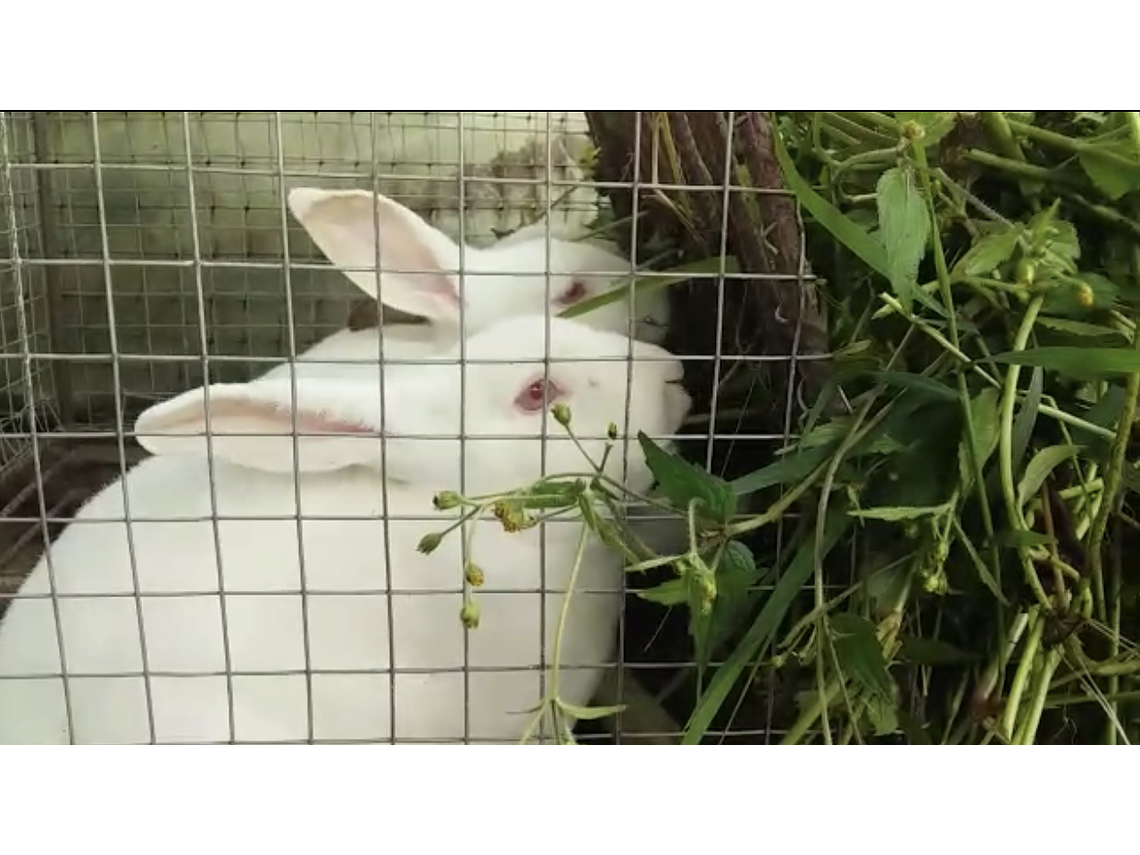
(637, 431, 736, 524)
(876, 165, 930, 313)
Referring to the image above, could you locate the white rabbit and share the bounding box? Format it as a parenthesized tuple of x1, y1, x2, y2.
(0, 315, 691, 744)
(260, 187, 670, 382)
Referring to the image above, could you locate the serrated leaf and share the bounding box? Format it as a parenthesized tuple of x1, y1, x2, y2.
(953, 226, 1023, 278)
(1078, 143, 1140, 201)
(1041, 273, 1120, 317)
(958, 386, 1001, 490)
(1042, 219, 1081, 268)
(1034, 316, 1128, 340)
(729, 442, 831, 496)
(850, 503, 951, 522)
(773, 130, 890, 279)
(993, 347, 1140, 377)
(899, 637, 977, 666)
(635, 578, 687, 605)
(1017, 444, 1079, 509)
(637, 431, 736, 523)
(830, 613, 895, 702)
(876, 166, 930, 313)
(703, 540, 766, 658)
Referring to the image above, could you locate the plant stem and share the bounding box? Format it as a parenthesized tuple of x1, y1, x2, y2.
(547, 523, 590, 744)
(964, 150, 1077, 187)
(1000, 606, 1043, 738)
(998, 294, 1052, 606)
(1013, 645, 1063, 744)
(981, 112, 1027, 164)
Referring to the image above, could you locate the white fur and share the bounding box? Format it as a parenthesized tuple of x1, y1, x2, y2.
(261, 188, 669, 382)
(0, 316, 691, 744)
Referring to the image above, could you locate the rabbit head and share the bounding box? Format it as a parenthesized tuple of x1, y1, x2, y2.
(287, 187, 670, 345)
(134, 315, 690, 498)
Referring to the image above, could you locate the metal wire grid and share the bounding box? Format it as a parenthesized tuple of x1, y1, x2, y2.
(17, 112, 599, 426)
(0, 110, 819, 744)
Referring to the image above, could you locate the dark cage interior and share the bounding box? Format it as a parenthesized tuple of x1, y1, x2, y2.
(578, 111, 834, 740)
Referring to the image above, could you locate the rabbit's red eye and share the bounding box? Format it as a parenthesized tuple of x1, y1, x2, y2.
(557, 279, 588, 305)
(514, 378, 562, 413)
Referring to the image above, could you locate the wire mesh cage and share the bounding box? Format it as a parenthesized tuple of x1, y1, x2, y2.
(0, 110, 825, 744)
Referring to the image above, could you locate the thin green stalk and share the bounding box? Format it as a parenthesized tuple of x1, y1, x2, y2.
(1084, 312, 1140, 608)
(1007, 118, 1140, 173)
(981, 112, 1027, 164)
(1001, 606, 1043, 738)
(840, 112, 900, 135)
(913, 141, 1004, 597)
(1013, 646, 1063, 744)
(964, 150, 1077, 187)
(548, 523, 591, 743)
(998, 295, 1052, 606)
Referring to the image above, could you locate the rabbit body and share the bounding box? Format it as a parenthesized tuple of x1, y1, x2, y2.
(0, 457, 620, 744)
(0, 315, 690, 744)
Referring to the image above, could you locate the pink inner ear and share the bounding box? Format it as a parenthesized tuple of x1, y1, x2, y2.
(264, 403, 375, 436)
(158, 398, 376, 437)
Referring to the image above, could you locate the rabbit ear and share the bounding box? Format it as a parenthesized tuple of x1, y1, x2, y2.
(134, 380, 380, 474)
(288, 187, 463, 323)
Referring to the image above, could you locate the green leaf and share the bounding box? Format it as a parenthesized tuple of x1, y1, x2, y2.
(992, 347, 1140, 377)
(1078, 143, 1140, 201)
(850, 503, 951, 522)
(637, 431, 736, 523)
(559, 256, 740, 320)
(729, 442, 831, 497)
(557, 701, 626, 721)
(1073, 384, 1126, 449)
(869, 371, 958, 402)
(995, 529, 1057, 550)
(635, 578, 687, 605)
(876, 165, 931, 313)
(958, 386, 1001, 490)
(899, 637, 977, 666)
(681, 508, 853, 744)
(1011, 367, 1043, 468)
(1017, 444, 1079, 509)
(865, 694, 900, 737)
(1041, 273, 1120, 317)
(953, 226, 1023, 278)
(830, 612, 895, 702)
(704, 540, 766, 657)
(953, 522, 1008, 605)
(773, 130, 890, 278)
(1034, 316, 1128, 340)
(897, 710, 934, 744)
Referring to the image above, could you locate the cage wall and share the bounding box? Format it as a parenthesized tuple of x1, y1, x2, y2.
(17, 112, 597, 428)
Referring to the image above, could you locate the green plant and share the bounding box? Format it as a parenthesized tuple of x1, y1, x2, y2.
(426, 112, 1140, 745)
